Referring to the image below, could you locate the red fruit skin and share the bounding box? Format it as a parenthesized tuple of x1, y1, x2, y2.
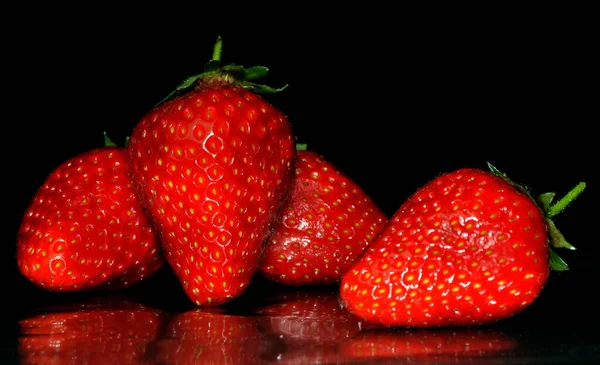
(154, 308, 268, 365)
(17, 147, 163, 291)
(259, 149, 387, 285)
(340, 168, 550, 327)
(127, 84, 295, 306)
(18, 298, 168, 365)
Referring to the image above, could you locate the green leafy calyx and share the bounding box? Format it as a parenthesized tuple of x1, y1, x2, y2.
(487, 162, 585, 271)
(103, 132, 129, 147)
(296, 143, 308, 151)
(158, 36, 288, 105)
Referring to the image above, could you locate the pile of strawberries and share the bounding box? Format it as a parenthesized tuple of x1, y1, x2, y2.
(16, 37, 586, 328)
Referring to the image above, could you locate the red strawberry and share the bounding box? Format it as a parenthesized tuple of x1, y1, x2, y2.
(340, 163, 585, 327)
(259, 144, 387, 285)
(18, 297, 168, 365)
(154, 308, 268, 365)
(17, 134, 163, 291)
(127, 37, 295, 306)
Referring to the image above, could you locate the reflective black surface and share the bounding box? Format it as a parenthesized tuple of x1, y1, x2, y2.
(3, 274, 599, 364)
(5, 13, 598, 365)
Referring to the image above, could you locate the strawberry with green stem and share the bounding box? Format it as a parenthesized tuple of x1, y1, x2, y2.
(340, 163, 585, 327)
(127, 37, 296, 306)
(486, 163, 580, 270)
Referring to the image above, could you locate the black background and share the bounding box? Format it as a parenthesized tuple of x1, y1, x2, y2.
(4, 9, 598, 349)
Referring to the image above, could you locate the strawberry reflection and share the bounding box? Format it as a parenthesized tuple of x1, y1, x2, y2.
(18, 296, 168, 365)
(256, 291, 362, 345)
(341, 327, 519, 363)
(255, 291, 362, 364)
(255, 291, 518, 364)
(154, 308, 269, 365)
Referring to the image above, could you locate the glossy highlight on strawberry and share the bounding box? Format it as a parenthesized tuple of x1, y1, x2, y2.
(340, 165, 585, 327)
(17, 145, 164, 291)
(127, 37, 295, 306)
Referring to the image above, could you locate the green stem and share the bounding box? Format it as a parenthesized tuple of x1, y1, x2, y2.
(548, 182, 586, 218)
(296, 143, 308, 151)
(212, 36, 223, 62)
(104, 131, 117, 147)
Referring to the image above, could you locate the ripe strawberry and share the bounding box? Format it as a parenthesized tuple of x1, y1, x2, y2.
(17, 133, 164, 291)
(127, 37, 295, 306)
(259, 144, 387, 285)
(340, 163, 585, 327)
(154, 308, 268, 365)
(18, 297, 168, 365)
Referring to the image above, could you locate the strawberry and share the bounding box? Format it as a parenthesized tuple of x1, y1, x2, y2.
(340, 163, 586, 327)
(154, 308, 269, 365)
(127, 37, 295, 306)
(259, 144, 387, 285)
(17, 133, 164, 292)
(18, 297, 168, 365)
